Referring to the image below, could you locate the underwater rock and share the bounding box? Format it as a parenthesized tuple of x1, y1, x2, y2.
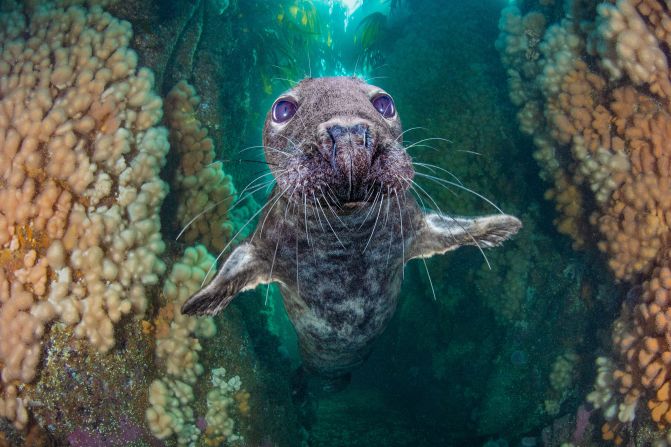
(498, 0, 671, 443)
(0, 2, 300, 445)
(29, 320, 158, 445)
(0, 0, 167, 432)
(106, 0, 257, 159)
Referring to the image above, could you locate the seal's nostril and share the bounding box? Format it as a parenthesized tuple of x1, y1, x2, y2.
(350, 123, 368, 138)
(328, 125, 346, 141)
(320, 122, 374, 174)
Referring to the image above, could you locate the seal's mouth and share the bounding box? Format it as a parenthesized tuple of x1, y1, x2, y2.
(270, 131, 414, 214)
(342, 201, 369, 209)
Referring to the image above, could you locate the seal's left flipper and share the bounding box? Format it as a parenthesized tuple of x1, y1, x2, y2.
(409, 213, 522, 260)
(181, 242, 270, 316)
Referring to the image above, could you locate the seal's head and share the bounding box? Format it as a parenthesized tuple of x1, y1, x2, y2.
(263, 77, 414, 208)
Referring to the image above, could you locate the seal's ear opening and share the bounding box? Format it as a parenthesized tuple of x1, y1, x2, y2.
(409, 213, 522, 260)
(181, 243, 270, 316)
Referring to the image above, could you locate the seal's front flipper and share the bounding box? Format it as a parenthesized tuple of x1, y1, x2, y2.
(409, 213, 521, 260)
(181, 242, 270, 316)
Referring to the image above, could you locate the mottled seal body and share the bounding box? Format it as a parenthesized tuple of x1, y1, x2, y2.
(182, 77, 521, 379)
(259, 192, 414, 377)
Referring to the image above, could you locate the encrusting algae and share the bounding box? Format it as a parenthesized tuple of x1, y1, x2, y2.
(498, 0, 671, 443)
(0, 1, 283, 445)
(0, 0, 167, 429)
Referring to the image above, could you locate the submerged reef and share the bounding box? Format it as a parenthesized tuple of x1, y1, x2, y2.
(498, 0, 671, 444)
(0, 0, 167, 429)
(0, 1, 299, 446)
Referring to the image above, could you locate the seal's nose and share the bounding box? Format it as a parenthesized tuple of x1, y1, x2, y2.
(318, 123, 374, 173)
(327, 124, 369, 150)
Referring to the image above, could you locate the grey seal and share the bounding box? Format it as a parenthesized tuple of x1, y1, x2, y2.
(181, 76, 521, 380)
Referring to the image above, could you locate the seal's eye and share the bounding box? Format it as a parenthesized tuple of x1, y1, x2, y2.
(272, 98, 297, 123)
(371, 94, 395, 118)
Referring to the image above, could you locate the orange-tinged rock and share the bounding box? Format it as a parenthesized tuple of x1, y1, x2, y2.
(655, 313, 667, 333)
(645, 337, 661, 352)
(663, 351, 671, 364)
(639, 348, 655, 368)
(658, 382, 670, 401)
(652, 400, 669, 422)
(602, 423, 615, 441)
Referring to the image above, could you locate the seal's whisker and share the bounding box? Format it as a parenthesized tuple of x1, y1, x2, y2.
(176, 193, 235, 241)
(283, 185, 298, 219)
(406, 181, 462, 251)
(408, 207, 437, 301)
(238, 144, 267, 154)
(235, 170, 284, 204)
(405, 143, 441, 152)
(457, 149, 483, 156)
(176, 172, 279, 241)
(277, 134, 301, 149)
(266, 148, 293, 159)
(415, 172, 504, 214)
(393, 189, 405, 279)
(404, 137, 453, 152)
(408, 178, 492, 270)
(202, 185, 291, 287)
(361, 185, 377, 204)
(363, 193, 385, 253)
(384, 187, 393, 268)
(252, 182, 289, 241)
(238, 144, 291, 155)
(395, 126, 428, 142)
(404, 177, 459, 247)
(324, 185, 344, 211)
(412, 161, 438, 173)
(412, 162, 464, 186)
(324, 195, 348, 228)
(304, 193, 319, 266)
(271, 77, 299, 86)
(363, 76, 389, 83)
(382, 186, 391, 228)
(222, 158, 280, 167)
(262, 184, 292, 306)
(294, 109, 310, 136)
(287, 189, 301, 301)
(303, 193, 311, 247)
(265, 239, 280, 306)
(399, 187, 437, 300)
(357, 190, 381, 231)
(244, 168, 287, 187)
(353, 53, 362, 78)
(312, 192, 326, 233)
(346, 146, 353, 201)
(316, 188, 345, 249)
(407, 182, 457, 248)
(413, 173, 458, 198)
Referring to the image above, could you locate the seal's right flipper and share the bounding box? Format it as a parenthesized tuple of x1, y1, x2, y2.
(409, 213, 521, 260)
(181, 242, 270, 316)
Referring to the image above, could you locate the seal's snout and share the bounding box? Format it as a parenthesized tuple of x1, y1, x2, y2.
(318, 121, 376, 177)
(327, 123, 369, 146)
